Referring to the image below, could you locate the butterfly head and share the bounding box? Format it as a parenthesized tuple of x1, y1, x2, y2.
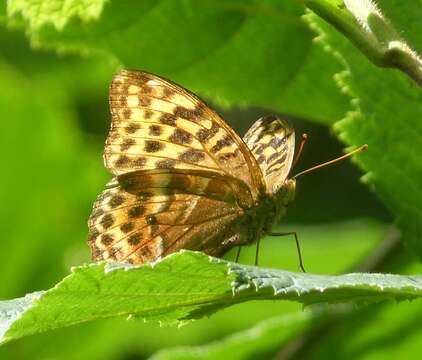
(262, 176, 295, 227)
(280, 177, 296, 202)
(254, 176, 296, 235)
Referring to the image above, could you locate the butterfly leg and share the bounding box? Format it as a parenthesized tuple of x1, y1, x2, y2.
(235, 247, 242, 263)
(269, 232, 306, 272)
(255, 238, 260, 266)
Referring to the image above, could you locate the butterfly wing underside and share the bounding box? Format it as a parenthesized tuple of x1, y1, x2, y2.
(88, 169, 253, 263)
(243, 115, 295, 194)
(88, 69, 264, 264)
(105, 69, 264, 197)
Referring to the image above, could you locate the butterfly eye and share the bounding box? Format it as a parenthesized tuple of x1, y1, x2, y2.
(146, 216, 158, 225)
(137, 191, 151, 200)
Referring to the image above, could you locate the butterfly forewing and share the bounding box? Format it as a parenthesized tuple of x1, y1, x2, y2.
(243, 115, 295, 194)
(106, 70, 264, 200)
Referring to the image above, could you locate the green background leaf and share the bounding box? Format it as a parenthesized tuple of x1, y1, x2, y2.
(150, 311, 318, 360)
(5, 0, 349, 124)
(303, 4, 422, 256)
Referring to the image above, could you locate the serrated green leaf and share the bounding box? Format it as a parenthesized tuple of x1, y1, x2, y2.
(303, 4, 422, 256)
(1, 251, 422, 345)
(0, 291, 44, 339)
(7, 0, 106, 30)
(303, 0, 422, 87)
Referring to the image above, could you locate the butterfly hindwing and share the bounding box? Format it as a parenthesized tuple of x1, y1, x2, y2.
(88, 169, 253, 263)
(243, 115, 295, 194)
(106, 70, 264, 200)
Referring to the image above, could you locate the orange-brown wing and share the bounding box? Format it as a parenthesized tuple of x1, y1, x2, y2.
(243, 115, 295, 195)
(106, 69, 265, 201)
(88, 169, 253, 264)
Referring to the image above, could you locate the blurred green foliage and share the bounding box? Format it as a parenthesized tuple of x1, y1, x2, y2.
(0, 0, 421, 359)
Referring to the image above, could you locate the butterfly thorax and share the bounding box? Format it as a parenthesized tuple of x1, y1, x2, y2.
(242, 179, 296, 244)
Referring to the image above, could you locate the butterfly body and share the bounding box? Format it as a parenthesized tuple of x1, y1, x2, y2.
(243, 178, 296, 244)
(88, 70, 296, 264)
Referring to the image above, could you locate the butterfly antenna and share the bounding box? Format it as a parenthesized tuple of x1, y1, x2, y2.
(292, 144, 368, 179)
(292, 133, 308, 169)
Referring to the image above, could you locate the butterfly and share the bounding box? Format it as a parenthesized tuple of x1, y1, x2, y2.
(88, 69, 365, 269)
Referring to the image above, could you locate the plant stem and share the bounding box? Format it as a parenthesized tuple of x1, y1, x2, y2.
(302, 0, 422, 87)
